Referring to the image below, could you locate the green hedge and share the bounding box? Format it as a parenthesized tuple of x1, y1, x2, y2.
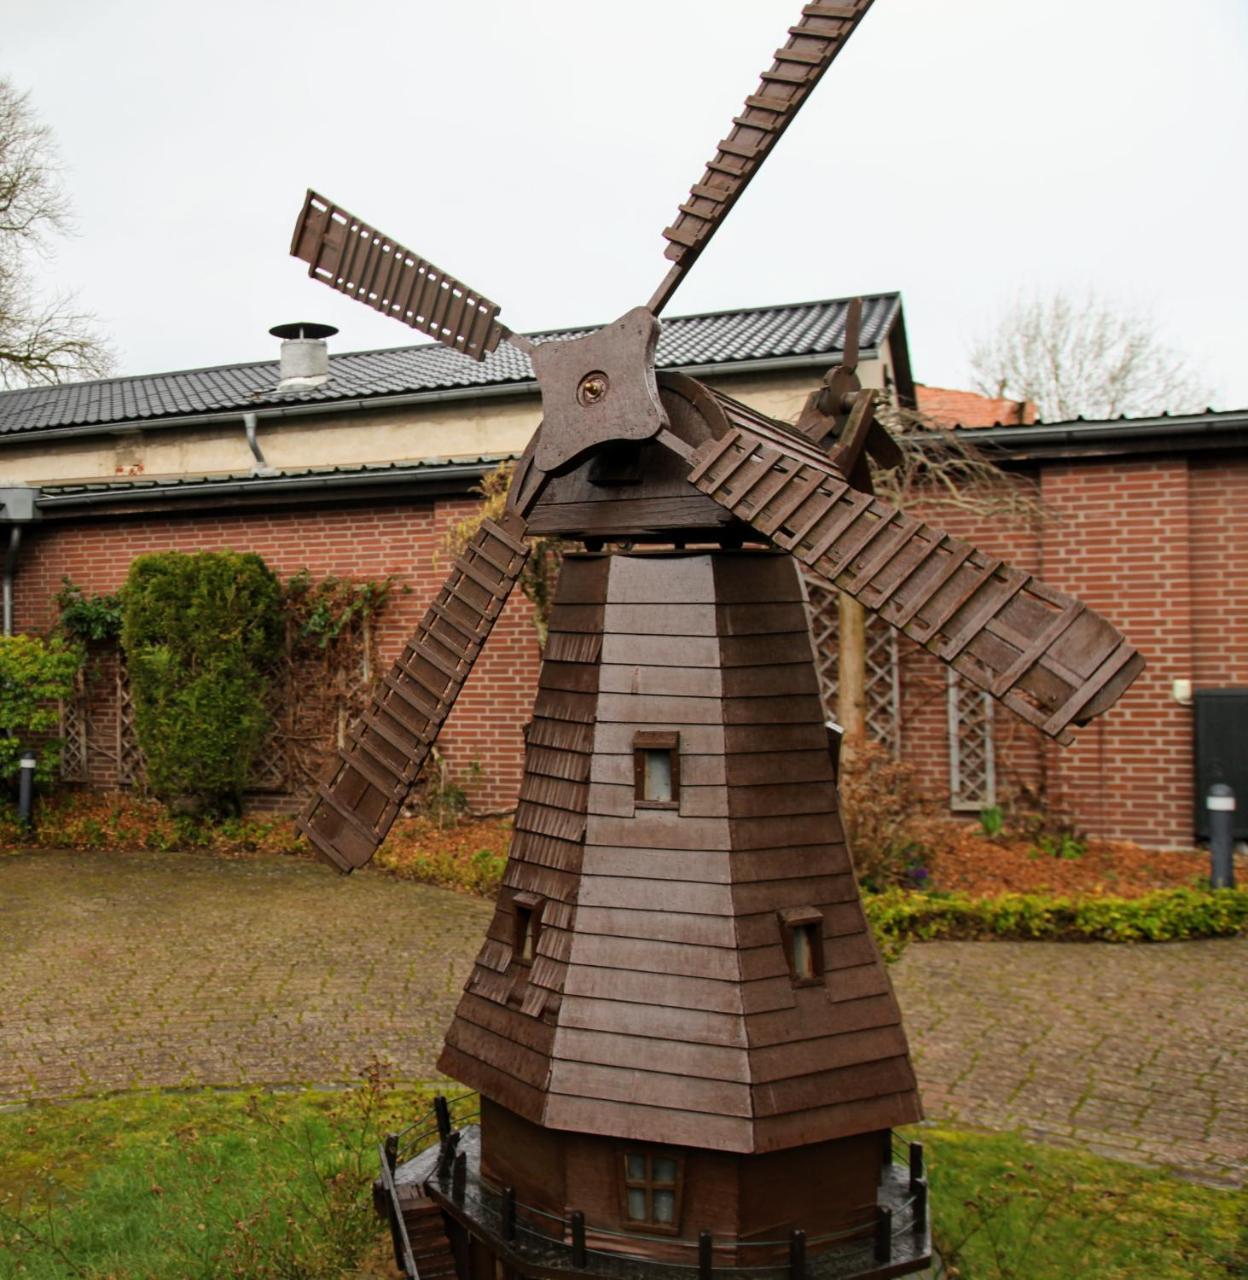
(121, 551, 282, 812)
(0, 634, 81, 783)
(865, 887, 1248, 947)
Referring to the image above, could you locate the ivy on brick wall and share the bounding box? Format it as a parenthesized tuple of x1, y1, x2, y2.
(0, 634, 82, 783)
(55, 578, 123, 644)
(56, 560, 399, 805)
(120, 552, 282, 813)
(443, 461, 562, 646)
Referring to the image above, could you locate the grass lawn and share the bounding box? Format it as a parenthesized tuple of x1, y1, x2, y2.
(0, 1089, 1242, 1280)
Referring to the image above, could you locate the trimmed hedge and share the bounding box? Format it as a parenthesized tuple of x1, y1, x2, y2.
(121, 551, 282, 812)
(865, 886, 1248, 947)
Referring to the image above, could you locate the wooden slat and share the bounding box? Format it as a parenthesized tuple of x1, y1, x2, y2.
(990, 602, 1084, 697)
(890, 542, 972, 628)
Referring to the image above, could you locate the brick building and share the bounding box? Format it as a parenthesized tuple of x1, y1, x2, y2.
(0, 296, 912, 815)
(0, 294, 1242, 847)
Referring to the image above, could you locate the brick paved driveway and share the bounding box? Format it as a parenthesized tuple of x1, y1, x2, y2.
(1, 850, 1244, 1185)
(0, 849, 489, 1100)
(890, 939, 1246, 1187)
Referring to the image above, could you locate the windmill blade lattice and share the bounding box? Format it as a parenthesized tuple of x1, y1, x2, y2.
(651, 1, 876, 313)
(299, 514, 529, 872)
(688, 426, 1143, 744)
(290, 190, 512, 361)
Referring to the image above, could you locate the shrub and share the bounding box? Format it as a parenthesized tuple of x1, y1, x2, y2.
(865, 886, 1248, 949)
(0, 634, 81, 783)
(994, 780, 1089, 859)
(54, 577, 123, 642)
(838, 738, 943, 890)
(121, 551, 282, 813)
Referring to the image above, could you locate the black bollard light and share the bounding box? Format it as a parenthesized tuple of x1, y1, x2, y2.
(1208, 785, 1236, 890)
(18, 751, 36, 827)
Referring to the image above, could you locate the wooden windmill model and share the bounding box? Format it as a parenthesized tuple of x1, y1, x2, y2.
(288, 4, 1143, 1278)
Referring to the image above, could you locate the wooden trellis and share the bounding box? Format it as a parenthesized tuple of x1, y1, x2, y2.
(948, 668, 995, 811)
(58, 683, 89, 784)
(58, 636, 377, 798)
(803, 573, 901, 756)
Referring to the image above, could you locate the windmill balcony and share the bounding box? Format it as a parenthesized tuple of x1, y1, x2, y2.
(375, 1097, 931, 1280)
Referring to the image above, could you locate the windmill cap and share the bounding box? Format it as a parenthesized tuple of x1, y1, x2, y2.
(269, 322, 338, 341)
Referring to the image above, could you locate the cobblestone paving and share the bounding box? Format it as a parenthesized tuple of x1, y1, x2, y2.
(1, 852, 1244, 1186)
(0, 850, 489, 1100)
(891, 939, 1247, 1187)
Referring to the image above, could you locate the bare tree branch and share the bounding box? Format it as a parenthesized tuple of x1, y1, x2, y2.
(0, 78, 112, 388)
(969, 291, 1211, 422)
(873, 399, 1046, 527)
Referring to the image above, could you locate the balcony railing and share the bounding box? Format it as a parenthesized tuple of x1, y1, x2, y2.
(380, 1093, 930, 1280)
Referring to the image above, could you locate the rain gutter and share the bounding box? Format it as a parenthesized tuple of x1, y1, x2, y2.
(0, 488, 38, 636)
(33, 457, 514, 512)
(951, 413, 1248, 460)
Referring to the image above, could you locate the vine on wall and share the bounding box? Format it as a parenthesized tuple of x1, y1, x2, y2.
(443, 461, 562, 646)
(55, 562, 399, 804)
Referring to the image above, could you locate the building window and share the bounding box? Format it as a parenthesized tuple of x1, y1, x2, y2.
(512, 892, 543, 965)
(633, 731, 680, 809)
(778, 907, 825, 987)
(621, 1151, 682, 1232)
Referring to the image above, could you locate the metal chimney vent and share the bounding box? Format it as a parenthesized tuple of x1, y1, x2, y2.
(270, 321, 338, 390)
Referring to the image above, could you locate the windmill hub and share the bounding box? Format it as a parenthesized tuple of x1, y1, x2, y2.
(529, 306, 668, 475)
(576, 371, 609, 405)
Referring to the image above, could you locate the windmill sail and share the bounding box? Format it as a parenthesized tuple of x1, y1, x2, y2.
(290, 190, 509, 360)
(298, 514, 529, 872)
(688, 426, 1143, 744)
(651, 1, 877, 312)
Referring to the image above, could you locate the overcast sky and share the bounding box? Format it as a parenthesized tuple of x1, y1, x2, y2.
(8, 0, 1248, 407)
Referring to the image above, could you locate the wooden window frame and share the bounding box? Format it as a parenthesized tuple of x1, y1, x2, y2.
(618, 1148, 684, 1234)
(633, 731, 680, 811)
(778, 906, 826, 988)
(511, 891, 543, 968)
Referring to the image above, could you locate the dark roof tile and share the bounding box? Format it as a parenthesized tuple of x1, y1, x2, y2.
(0, 295, 899, 437)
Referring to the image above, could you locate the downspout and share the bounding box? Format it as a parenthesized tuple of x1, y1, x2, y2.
(243, 412, 277, 477)
(0, 487, 38, 636)
(3, 523, 21, 636)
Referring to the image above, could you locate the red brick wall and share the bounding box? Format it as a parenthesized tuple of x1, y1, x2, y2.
(1190, 457, 1248, 687)
(888, 452, 1244, 847)
(14, 450, 1244, 844)
(1035, 459, 1194, 844)
(13, 498, 542, 811)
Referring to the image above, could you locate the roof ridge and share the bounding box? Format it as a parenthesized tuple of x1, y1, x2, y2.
(0, 294, 906, 437)
(0, 294, 901, 401)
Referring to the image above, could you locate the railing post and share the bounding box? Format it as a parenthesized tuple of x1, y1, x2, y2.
(436, 1129, 460, 1181)
(874, 1206, 893, 1264)
(571, 1211, 587, 1268)
(699, 1230, 713, 1280)
(384, 1177, 405, 1272)
(908, 1141, 924, 1190)
(880, 1128, 893, 1169)
(913, 1177, 928, 1237)
(788, 1228, 806, 1280)
(434, 1093, 452, 1141)
(383, 1133, 398, 1174)
(504, 1187, 517, 1242)
(452, 1150, 467, 1202)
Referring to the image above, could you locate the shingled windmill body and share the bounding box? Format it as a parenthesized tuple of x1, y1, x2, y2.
(287, 5, 1143, 1278)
